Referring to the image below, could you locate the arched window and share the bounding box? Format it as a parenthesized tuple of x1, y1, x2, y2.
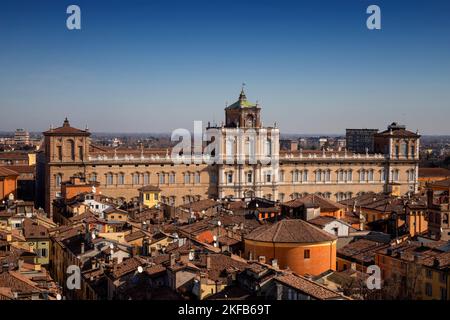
(133, 173, 140, 185)
(106, 173, 114, 186)
(55, 174, 62, 187)
(159, 172, 165, 184)
(292, 170, 299, 182)
(302, 170, 308, 182)
(279, 170, 284, 182)
(347, 170, 353, 182)
(325, 169, 331, 182)
(380, 169, 386, 182)
(195, 172, 201, 184)
(143, 172, 150, 185)
(368, 169, 374, 182)
(359, 170, 366, 182)
(90, 173, 97, 182)
(169, 172, 175, 184)
(401, 141, 408, 157)
(184, 172, 191, 184)
(118, 173, 125, 185)
(315, 170, 322, 182)
(338, 170, 344, 182)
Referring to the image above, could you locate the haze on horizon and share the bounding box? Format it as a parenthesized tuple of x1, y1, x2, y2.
(0, 0, 449, 135)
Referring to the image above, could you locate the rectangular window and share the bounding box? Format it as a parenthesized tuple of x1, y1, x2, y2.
(347, 170, 353, 182)
(303, 170, 308, 182)
(425, 283, 433, 297)
(57, 146, 62, 161)
(195, 172, 200, 184)
(227, 173, 233, 184)
(304, 249, 310, 259)
(40, 248, 47, 258)
(247, 172, 253, 183)
(78, 146, 83, 161)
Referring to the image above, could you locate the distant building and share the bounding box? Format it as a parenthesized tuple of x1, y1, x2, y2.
(36, 92, 421, 215)
(346, 128, 378, 153)
(14, 128, 30, 145)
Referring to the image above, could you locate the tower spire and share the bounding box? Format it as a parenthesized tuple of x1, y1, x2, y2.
(63, 117, 70, 127)
(239, 83, 247, 100)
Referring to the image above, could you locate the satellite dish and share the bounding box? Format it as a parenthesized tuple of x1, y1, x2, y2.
(217, 221, 221, 227)
(109, 243, 114, 249)
(91, 233, 96, 240)
(137, 266, 143, 273)
(213, 235, 217, 241)
(56, 294, 62, 300)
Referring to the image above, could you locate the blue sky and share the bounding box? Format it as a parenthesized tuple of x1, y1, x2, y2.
(0, 0, 449, 134)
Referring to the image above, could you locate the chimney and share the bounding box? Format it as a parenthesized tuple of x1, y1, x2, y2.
(427, 189, 434, 207)
(271, 259, 279, 270)
(112, 257, 118, 274)
(170, 253, 176, 267)
(258, 256, 266, 264)
(18, 259, 24, 271)
(206, 255, 211, 270)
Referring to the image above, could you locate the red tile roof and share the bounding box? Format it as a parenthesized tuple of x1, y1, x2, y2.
(245, 219, 336, 243)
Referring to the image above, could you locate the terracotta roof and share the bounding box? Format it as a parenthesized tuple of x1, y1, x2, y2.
(0, 167, 19, 177)
(0, 152, 29, 160)
(145, 264, 166, 276)
(308, 216, 342, 228)
(43, 118, 90, 136)
(283, 194, 345, 211)
(245, 219, 336, 243)
(180, 199, 220, 212)
(377, 241, 450, 269)
(124, 231, 146, 242)
(275, 273, 345, 300)
(428, 177, 450, 188)
(419, 167, 450, 178)
(338, 239, 387, 264)
(112, 257, 147, 279)
(4, 165, 35, 175)
(375, 127, 419, 137)
(22, 219, 49, 240)
(0, 271, 42, 295)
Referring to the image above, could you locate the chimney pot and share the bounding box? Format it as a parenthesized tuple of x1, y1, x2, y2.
(206, 254, 211, 270)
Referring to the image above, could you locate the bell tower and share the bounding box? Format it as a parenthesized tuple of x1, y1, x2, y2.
(214, 88, 280, 201)
(43, 118, 90, 164)
(225, 87, 261, 128)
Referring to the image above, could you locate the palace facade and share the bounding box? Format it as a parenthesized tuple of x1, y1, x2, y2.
(36, 90, 420, 215)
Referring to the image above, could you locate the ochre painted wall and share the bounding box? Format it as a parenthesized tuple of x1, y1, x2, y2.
(244, 239, 336, 276)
